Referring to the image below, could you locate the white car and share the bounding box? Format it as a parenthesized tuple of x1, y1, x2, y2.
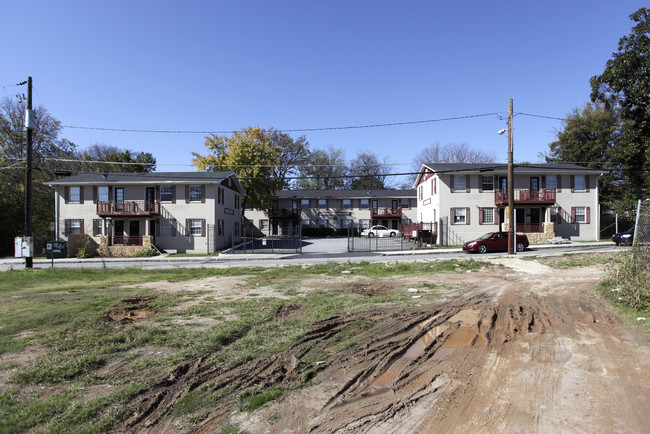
(361, 225, 400, 238)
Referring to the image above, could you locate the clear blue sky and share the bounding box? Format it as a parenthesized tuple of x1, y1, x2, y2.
(2, 0, 646, 181)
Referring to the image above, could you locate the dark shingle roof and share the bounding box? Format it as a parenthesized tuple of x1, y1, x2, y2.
(275, 189, 416, 199)
(422, 163, 603, 174)
(47, 171, 237, 186)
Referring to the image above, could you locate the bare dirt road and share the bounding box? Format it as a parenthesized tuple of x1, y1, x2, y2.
(121, 256, 650, 433)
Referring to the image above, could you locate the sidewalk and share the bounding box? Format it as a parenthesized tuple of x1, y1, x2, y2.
(0, 241, 616, 266)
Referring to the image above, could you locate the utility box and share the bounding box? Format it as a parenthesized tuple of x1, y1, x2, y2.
(14, 237, 34, 258)
(46, 241, 67, 259)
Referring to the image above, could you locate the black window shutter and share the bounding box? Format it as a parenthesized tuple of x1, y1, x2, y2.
(93, 186, 98, 204)
(79, 187, 84, 204)
(201, 185, 206, 203)
(201, 219, 206, 237)
(80, 219, 85, 234)
(65, 186, 70, 204)
(450, 208, 455, 225)
(185, 186, 190, 203)
(450, 176, 455, 193)
(466, 176, 470, 193)
(466, 207, 470, 225)
(186, 219, 190, 236)
(171, 186, 176, 204)
(585, 175, 590, 192)
(586, 207, 591, 224)
(65, 219, 70, 235)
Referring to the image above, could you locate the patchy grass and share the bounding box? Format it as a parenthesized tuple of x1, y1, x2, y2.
(0, 259, 489, 432)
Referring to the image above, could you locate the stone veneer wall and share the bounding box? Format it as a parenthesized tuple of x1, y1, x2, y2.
(502, 222, 555, 245)
(97, 236, 153, 257)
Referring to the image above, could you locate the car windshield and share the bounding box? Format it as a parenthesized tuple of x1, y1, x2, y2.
(477, 233, 495, 240)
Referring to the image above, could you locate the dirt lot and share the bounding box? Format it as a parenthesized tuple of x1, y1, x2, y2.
(108, 256, 650, 433)
(2, 255, 649, 433)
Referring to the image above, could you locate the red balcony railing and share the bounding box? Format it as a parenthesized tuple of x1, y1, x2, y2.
(494, 189, 556, 205)
(97, 201, 160, 217)
(371, 207, 403, 218)
(268, 208, 301, 220)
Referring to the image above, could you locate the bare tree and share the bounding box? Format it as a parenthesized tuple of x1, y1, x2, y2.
(347, 151, 392, 190)
(409, 142, 496, 183)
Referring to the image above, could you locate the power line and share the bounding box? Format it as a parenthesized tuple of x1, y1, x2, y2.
(516, 112, 565, 121)
(61, 112, 500, 135)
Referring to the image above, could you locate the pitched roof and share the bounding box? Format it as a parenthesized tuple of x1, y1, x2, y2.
(47, 171, 237, 186)
(422, 162, 603, 173)
(275, 189, 416, 199)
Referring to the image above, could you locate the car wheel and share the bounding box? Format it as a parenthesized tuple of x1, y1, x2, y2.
(478, 244, 487, 254)
(516, 242, 525, 252)
(389, 232, 396, 237)
(614, 241, 620, 246)
(368, 233, 375, 238)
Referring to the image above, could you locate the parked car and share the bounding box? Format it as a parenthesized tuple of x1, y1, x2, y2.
(612, 228, 634, 246)
(463, 232, 529, 253)
(361, 225, 400, 238)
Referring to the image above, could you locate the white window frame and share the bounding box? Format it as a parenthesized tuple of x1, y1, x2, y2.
(401, 199, 410, 209)
(342, 199, 352, 209)
(69, 219, 81, 234)
(574, 206, 586, 223)
(318, 199, 327, 208)
(69, 186, 81, 203)
(160, 219, 173, 236)
(189, 185, 202, 201)
(453, 208, 466, 224)
(546, 175, 557, 190)
(482, 208, 494, 224)
(160, 186, 173, 202)
(260, 220, 269, 231)
(574, 175, 586, 191)
(453, 176, 466, 192)
(301, 199, 310, 209)
(97, 186, 109, 202)
(481, 176, 494, 191)
(189, 219, 202, 235)
(360, 199, 369, 209)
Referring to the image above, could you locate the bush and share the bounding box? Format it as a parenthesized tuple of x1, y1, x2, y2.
(134, 248, 159, 257)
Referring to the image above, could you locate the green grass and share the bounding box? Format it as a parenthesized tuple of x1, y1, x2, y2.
(0, 259, 488, 432)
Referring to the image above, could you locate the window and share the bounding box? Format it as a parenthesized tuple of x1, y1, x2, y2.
(160, 186, 173, 202)
(573, 175, 586, 191)
(453, 176, 466, 192)
(574, 207, 586, 223)
(189, 219, 202, 235)
(550, 207, 558, 223)
(481, 176, 494, 191)
(97, 186, 109, 202)
(342, 199, 351, 209)
(161, 219, 173, 236)
(301, 219, 311, 228)
(481, 208, 494, 224)
(93, 219, 102, 236)
(68, 219, 81, 234)
(318, 199, 327, 208)
(545, 175, 557, 190)
(360, 199, 369, 209)
(235, 195, 240, 209)
(69, 187, 81, 203)
(260, 220, 269, 231)
(341, 219, 350, 229)
(301, 199, 310, 208)
(401, 199, 410, 209)
(217, 187, 224, 204)
(189, 185, 202, 201)
(452, 208, 466, 224)
(359, 219, 370, 229)
(318, 219, 326, 228)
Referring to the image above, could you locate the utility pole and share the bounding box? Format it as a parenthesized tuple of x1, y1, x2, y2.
(25, 76, 34, 268)
(507, 98, 515, 255)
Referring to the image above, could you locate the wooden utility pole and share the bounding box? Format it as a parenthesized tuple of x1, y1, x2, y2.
(25, 76, 34, 268)
(507, 98, 515, 255)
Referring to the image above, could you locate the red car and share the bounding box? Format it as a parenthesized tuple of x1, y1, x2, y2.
(462, 232, 529, 253)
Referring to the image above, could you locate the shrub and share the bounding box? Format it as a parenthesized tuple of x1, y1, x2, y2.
(134, 248, 159, 257)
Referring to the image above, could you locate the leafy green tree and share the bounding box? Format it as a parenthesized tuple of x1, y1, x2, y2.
(543, 103, 622, 209)
(76, 144, 156, 173)
(0, 96, 76, 254)
(590, 7, 650, 209)
(347, 151, 390, 190)
(193, 127, 308, 213)
(295, 145, 347, 190)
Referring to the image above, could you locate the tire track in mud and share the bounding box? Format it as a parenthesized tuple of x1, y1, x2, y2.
(117, 266, 650, 434)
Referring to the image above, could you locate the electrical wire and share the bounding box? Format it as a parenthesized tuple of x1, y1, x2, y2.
(61, 112, 501, 135)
